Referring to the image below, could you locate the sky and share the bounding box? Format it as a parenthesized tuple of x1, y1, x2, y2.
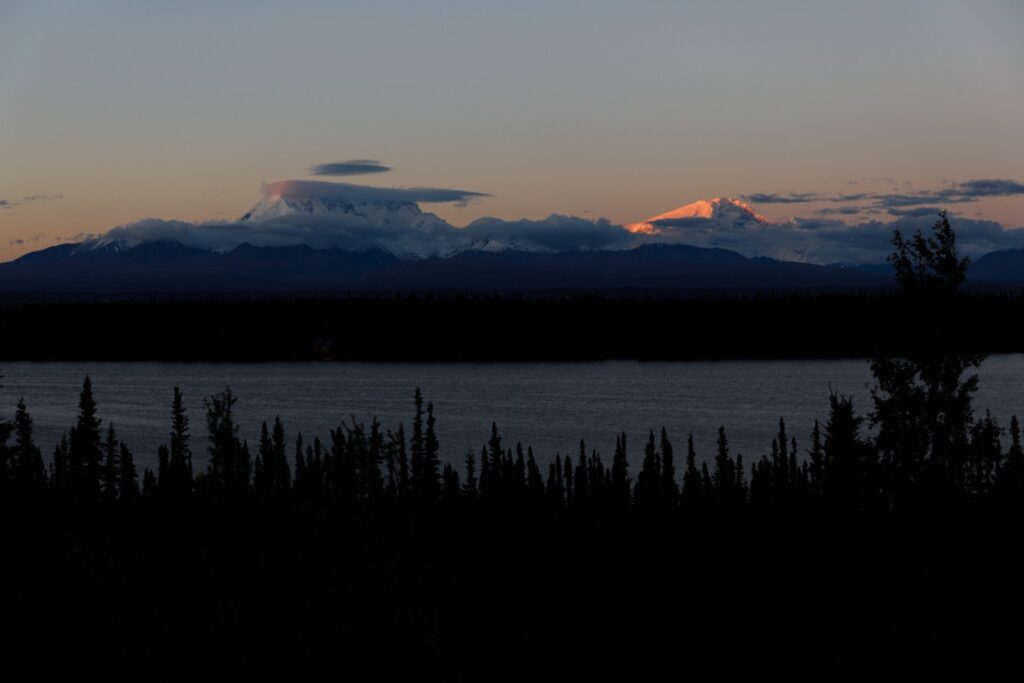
(1, 0, 1023, 262)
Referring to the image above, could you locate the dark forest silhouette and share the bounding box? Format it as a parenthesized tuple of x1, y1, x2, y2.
(2, 288, 1024, 362)
(2, 213, 1024, 679)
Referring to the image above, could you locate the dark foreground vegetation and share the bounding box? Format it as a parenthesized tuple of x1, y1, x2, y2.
(2, 215, 1024, 679)
(1, 289, 1024, 362)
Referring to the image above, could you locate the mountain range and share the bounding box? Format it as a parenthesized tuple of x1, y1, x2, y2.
(2, 193, 1022, 294)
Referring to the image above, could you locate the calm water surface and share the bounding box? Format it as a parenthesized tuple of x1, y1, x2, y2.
(3, 357, 1023, 470)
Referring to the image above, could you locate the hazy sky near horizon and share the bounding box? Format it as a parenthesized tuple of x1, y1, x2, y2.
(1, 0, 1023, 261)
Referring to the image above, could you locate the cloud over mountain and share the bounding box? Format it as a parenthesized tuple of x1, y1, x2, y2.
(310, 160, 391, 176)
(259, 179, 489, 205)
(645, 213, 1024, 264)
(462, 215, 633, 252)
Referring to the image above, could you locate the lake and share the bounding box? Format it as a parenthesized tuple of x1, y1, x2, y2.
(2, 356, 1023, 471)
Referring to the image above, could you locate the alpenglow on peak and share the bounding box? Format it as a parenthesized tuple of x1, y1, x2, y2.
(626, 197, 770, 235)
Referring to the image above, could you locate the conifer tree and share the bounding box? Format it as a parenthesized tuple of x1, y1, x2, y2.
(69, 376, 103, 499)
(295, 435, 308, 494)
(157, 445, 169, 493)
(119, 443, 139, 502)
(823, 393, 871, 513)
(681, 434, 701, 513)
(51, 434, 70, 493)
(169, 386, 192, 481)
(514, 443, 527, 499)
(573, 441, 588, 505)
(255, 421, 272, 498)
(422, 402, 441, 500)
(700, 461, 713, 502)
(479, 444, 490, 501)
(272, 416, 291, 494)
(411, 389, 425, 494)
(526, 448, 544, 505)
(442, 463, 460, 503)
(713, 427, 735, 505)
(549, 456, 566, 508)
(395, 425, 409, 498)
(611, 432, 630, 507)
(101, 423, 120, 503)
(12, 399, 44, 492)
(142, 468, 157, 499)
(660, 427, 677, 506)
(487, 423, 502, 496)
(563, 455, 574, 506)
(808, 420, 824, 496)
(463, 449, 478, 497)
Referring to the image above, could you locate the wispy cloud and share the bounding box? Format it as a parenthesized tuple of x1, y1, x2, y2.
(886, 206, 945, 218)
(817, 206, 866, 216)
(746, 179, 1024, 212)
(0, 193, 63, 211)
(742, 192, 818, 204)
(260, 179, 489, 205)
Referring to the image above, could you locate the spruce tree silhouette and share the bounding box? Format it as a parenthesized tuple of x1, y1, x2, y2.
(712, 426, 736, 508)
(660, 428, 677, 507)
(69, 376, 102, 500)
(118, 442, 139, 502)
(610, 432, 629, 507)
(423, 402, 441, 501)
(822, 392, 872, 516)
(171, 387, 192, 470)
(681, 434, 701, 514)
(12, 399, 45, 493)
(101, 423, 120, 504)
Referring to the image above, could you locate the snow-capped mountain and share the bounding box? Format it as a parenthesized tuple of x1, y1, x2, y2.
(624, 197, 818, 261)
(627, 197, 770, 235)
(237, 188, 561, 257)
(238, 194, 450, 232)
(446, 236, 548, 257)
(238, 189, 460, 259)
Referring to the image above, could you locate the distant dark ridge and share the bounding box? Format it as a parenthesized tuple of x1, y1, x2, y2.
(0, 241, 892, 294)
(4, 240, 1024, 298)
(1, 292, 1023, 362)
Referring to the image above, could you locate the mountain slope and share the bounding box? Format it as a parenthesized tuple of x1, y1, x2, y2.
(971, 249, 1024, 283)
(0, 241, 892, 294)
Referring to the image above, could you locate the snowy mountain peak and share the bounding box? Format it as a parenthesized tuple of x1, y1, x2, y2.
(234, 188, 460, 259)
(238, 194, 448, 229)
(626, 197, 770, 234)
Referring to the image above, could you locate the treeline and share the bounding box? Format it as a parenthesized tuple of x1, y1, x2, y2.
(1, 290, 1024, 361)
(2, 372, 1024, 679)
